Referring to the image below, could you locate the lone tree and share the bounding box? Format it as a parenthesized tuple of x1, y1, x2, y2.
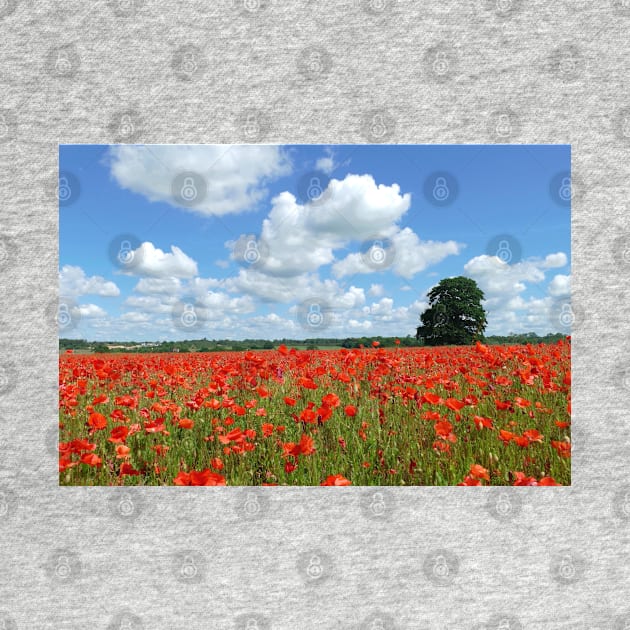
(416, 276, 487, 346)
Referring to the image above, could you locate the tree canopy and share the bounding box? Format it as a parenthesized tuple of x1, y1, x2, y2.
(416, 276, 487, 346)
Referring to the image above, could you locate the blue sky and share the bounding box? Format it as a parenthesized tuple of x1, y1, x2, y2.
(59, 144, 571, 341)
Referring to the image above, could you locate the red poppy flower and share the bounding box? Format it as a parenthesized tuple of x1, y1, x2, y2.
(321, 474, 351, 486)
(88, 412, 107, 430)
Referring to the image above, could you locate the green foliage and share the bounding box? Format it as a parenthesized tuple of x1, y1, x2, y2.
(416, 276, 487, 346)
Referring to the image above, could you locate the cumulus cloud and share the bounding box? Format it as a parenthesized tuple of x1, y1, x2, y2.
(541, 252, 568, 268)
(78, 304, 108, 318)
(60, 265, 120, 298)
(225, 268, 366, 309)
(332, 227, 463, 280)
(368, 283, 384, 297)
(548, 274, 571, 297)
(463, 252, 571, 335)
(125, 242, 198, 278)
(120, 312, 153, 323)
(133, 277, 182, 295)
(227, 173, 458, 282)
(230, 174, 410, 277)
(108, 145, 291, 216)
(464, 255, 547, 298)
(315, 155, 335, 174)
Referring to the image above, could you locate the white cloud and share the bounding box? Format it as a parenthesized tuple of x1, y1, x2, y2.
(368, 283, 384, 297)
(236, 174, 411, 278)
(332, 228, 463, 280)
(120, 312, 153, 323)
(348, 319, 373, 330)
(463, 252, 571, 335)
(126, 242, 198, 278)
(548, 274, 571, 297)
(134, 277, 182, 295)
(196, 291, 255, 316)
(315, 156, 335, 174)
(108, 145, 291, 216)
(123, 295, 176, 314)
(464, 255, 547, 298)
(541, 252, 568, 268)
(60, 265, 120, 298)
(78, 304, 108, 318)
(227, 173, 458, 282)
(225, 268, 366, 309)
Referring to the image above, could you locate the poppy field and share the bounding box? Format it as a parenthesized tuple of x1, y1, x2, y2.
(58, 340, 571, 486)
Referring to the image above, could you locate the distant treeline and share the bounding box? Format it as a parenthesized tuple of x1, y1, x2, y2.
(60, 332, 567, 353)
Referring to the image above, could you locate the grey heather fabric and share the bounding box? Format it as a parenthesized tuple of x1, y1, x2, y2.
(0, 0, 629, 628)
